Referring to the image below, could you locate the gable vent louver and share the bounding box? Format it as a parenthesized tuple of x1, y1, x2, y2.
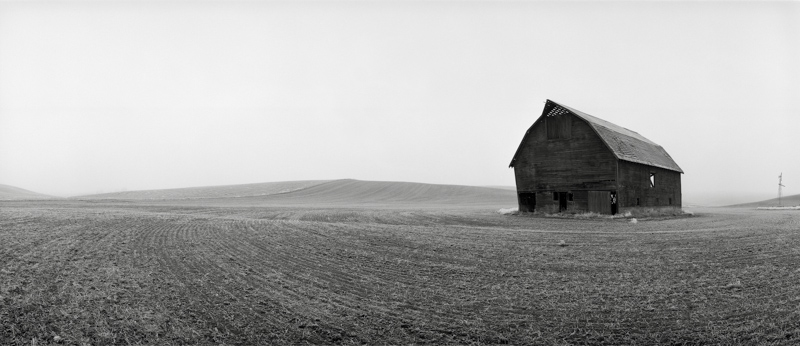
(546, 104, 569, 117)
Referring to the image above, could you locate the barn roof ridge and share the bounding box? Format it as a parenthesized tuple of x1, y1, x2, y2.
(509, 100, 684, 173)
(553, 101, 657, 146)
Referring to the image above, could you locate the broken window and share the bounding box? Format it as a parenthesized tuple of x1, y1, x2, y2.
(568, 192, 574, 201)
(636, 197, 640, 206)
(649, 173, 655, 188)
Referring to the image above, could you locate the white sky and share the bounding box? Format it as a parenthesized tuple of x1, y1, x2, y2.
(0, 1, 798, 205)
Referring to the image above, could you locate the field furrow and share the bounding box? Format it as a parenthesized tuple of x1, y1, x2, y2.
(2, 203, 799, 345)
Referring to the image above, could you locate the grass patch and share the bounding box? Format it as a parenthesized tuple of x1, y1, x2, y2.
(757, 206, 800, 210)
(496, 207, 518, 215)
(512, 207, 692, 221)
(625, 207, 691, 218)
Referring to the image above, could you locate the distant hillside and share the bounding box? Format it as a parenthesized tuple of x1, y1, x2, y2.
(74, 179, 518, 207)
(482, 185, 516, 191)
(0, 184, 55, 200)
(239, 179, 517, 207)
(727, 193, 800, 208)
(74, 180, 330, 200)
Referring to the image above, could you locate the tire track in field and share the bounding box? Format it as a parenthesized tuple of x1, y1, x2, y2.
(543, 219, 800, 338)
(175, 220, 289, 335)
(127, 214, 360, 341)
(129, 215, 287, 339)
(289, 220, 495, 330)
(230, 219, 400, 327)
(209, 217, 388, 342)
(328, 217, 799, 338)
(182, 216, 427, 337)
(182, 219, 304, 316)
(316, 221, 494, 328)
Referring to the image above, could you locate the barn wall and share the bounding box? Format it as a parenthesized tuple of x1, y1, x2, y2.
(535, 192, 559, 214)
(513, 113, 617, 212)
(617, 160, 682, 209)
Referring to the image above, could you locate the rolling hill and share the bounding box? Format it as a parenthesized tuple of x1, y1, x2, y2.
(0, 184, 55, 200)
(236, 179, 518, 207)
(482, 185, 516, 191)
(74, 179, 518, 207)
(727, 193, 800, 208)
(74, 180, 330, 200)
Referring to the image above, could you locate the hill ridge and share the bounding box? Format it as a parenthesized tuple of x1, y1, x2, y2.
(72, 179, 517, 207)
(73, 180, 331, 200)
(727, 193, 800, 208)
(0, 184, 56, 200)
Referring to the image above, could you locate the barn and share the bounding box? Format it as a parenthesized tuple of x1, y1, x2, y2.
(509, 100, 683, 214)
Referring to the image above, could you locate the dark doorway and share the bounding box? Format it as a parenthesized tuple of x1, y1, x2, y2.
(558, 192, 568, 211)
(518, 193, 536, 212)
(610, 191, 618, 215)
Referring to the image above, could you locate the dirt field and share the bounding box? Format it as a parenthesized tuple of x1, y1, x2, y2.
(1, 200, 799, 345)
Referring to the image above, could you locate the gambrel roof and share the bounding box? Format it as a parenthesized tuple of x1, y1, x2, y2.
(510, 100, 684, 173)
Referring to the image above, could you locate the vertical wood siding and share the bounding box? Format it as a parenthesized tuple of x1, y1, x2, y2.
(617, 160, 682, 208)
(514, 113, 617, 212)
(588, 191, 612, 214)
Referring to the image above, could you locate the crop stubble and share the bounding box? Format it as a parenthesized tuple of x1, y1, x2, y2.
(1, 201, 799, 345)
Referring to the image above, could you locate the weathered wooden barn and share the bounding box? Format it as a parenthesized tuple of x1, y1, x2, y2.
(509, 100, 683, 214)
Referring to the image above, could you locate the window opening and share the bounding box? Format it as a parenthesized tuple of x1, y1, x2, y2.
(649, 173, 655, 188)
(568, 192, 574, 201)
(553, 192, 558, 201)
(656, 198, 659, 205)
(636, 198, 640, 206)
(669, 197, 672, 205)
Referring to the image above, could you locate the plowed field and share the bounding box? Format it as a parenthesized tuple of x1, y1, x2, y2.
(1, 201, 799, 345)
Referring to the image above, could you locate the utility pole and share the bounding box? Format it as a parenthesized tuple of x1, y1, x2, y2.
(778, 173, 785, 207)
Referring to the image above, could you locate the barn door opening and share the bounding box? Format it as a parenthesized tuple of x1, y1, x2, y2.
(558, 192, 568, 211)
(588, 191, 612, 214)
(518, 192, 536, 212)
(610, 191, 618, 215)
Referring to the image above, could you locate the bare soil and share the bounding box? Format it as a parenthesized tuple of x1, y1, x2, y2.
(1, 201, 798, 345)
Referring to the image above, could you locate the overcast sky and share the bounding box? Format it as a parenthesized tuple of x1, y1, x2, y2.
(0, 1, 797, 205)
